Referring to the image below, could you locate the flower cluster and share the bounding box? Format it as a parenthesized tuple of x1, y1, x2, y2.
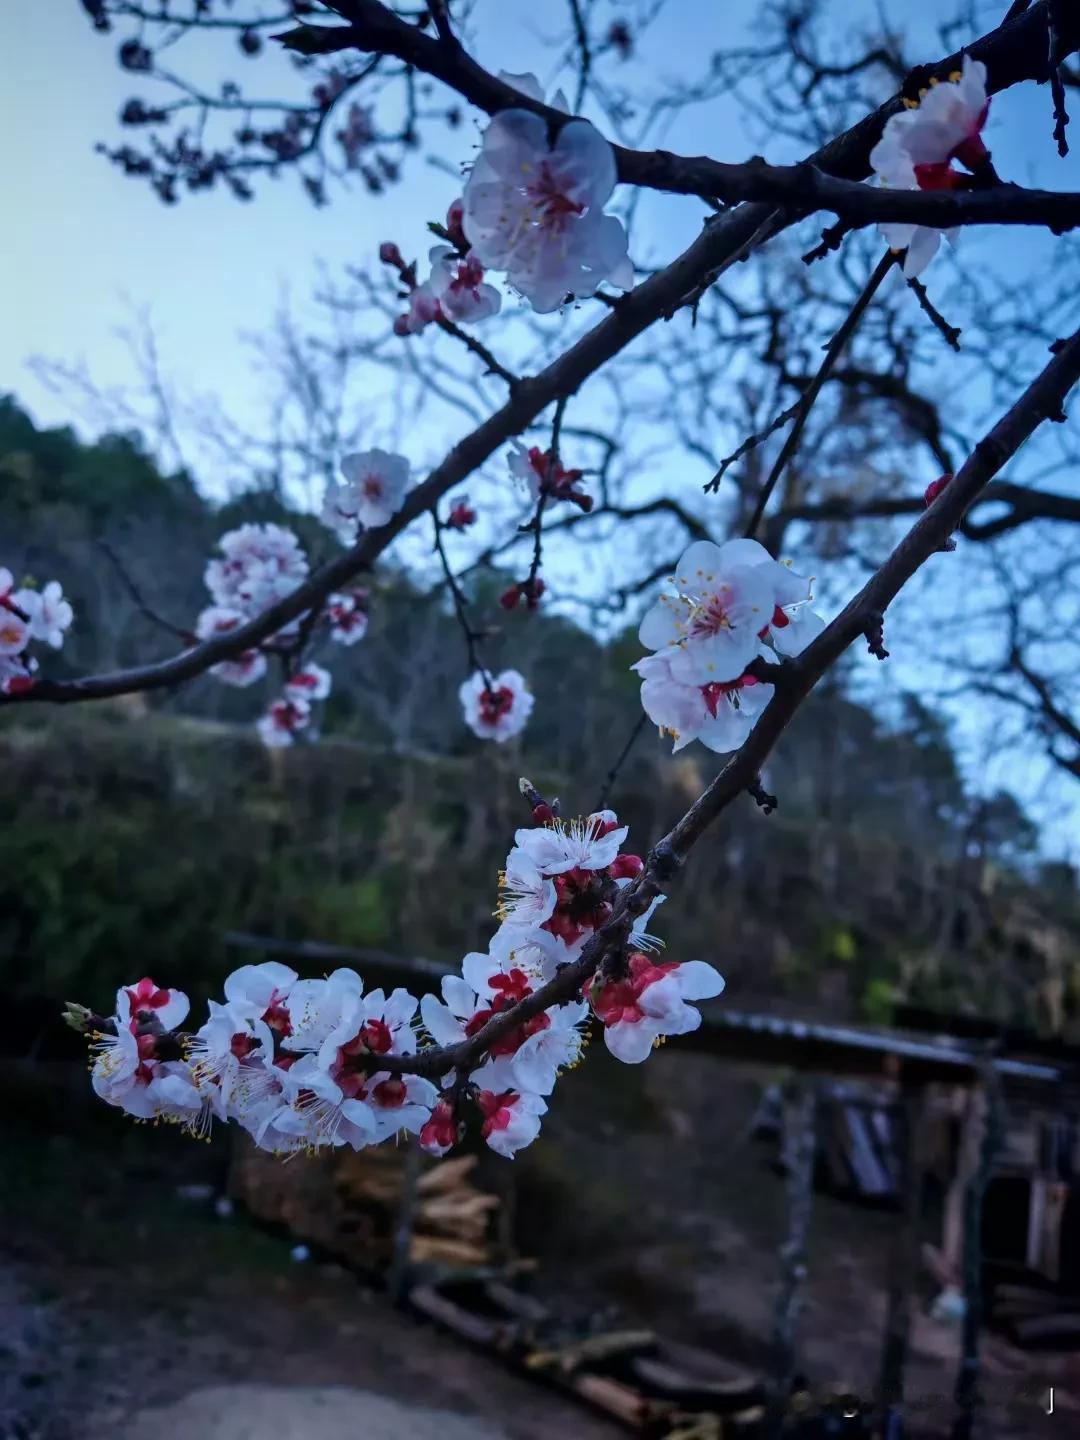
(0, 568, 74, 693)
(195, 523, 368, 747)
(459, 668, 533, 743)
(634, 539, 822, 754)
(382, 212, 502, 337)
(79, 804, 724, 1161)
(462, 72, 633, 312)
(870, 55, 990, 277)
(395, 242, 503, 335)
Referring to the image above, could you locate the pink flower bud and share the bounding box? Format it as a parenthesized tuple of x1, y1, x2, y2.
(924, 474, 952, 506)
(379, 241, 403, 267)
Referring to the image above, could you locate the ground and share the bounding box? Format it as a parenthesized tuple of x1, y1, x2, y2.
(0, 1066, 620, 1440)
(1, 1054, 1075, 1439)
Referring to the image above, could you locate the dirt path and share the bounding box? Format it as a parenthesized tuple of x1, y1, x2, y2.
(0, 1091, 621, 1440)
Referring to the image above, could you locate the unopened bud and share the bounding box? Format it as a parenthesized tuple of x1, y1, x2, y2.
(62, 1002, 93, 1033)
(379, 241, 403, 267)
(924, 474, 951, 506)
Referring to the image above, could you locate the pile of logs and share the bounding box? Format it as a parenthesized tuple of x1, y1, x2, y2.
(228, 1135, 504, 1272)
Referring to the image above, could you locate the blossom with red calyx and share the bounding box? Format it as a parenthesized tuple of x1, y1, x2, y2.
(0, 565, 74, 688)
(870, 55, 991, 277)
(195, 605, 268, 688)
(446, 496, 477, 530)
(462, 73, 632, 313)
(499, 577, 545, 611)
(224, 961, 298, 1037)
(508, 442, 592, 511)
(394, 282, 441, 335)
(322, 448, 411, 540)
(204, 523, 309, 618)
(476, 1087, 547, 1158)
(635, 648, 775, 756)
(639, 539, 813, 686)
(427, 244, 501, 324)
(420, 1099, 459, 1157)
(257, 695, 311, 749)
(590, 952, 725, 1064)
(326, 590, 369, 646)
(459, 668, 533, 742)
(422, 951, 540, 1058)
(924, 474, 952, 506)
(0, 655, 36, 695)
(498, 809, 643, 956)
(285, 663, 332, 704)
(119, 976, 190, 1032)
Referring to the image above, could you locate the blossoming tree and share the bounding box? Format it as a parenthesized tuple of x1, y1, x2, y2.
(11, 0, 1080, 1161)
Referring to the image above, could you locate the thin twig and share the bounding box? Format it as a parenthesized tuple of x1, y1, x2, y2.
(596, 712, 649, 811)
(705, 397, 802, 493)
(97, 540, 193, 642)
(739, 250, 896, 534)
(432, 511, 493, 688)
(905, 273, 963, 350)
(1048, 0, 1071, 156)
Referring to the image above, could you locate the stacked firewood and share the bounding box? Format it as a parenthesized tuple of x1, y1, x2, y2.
(228, 1134, 504, 1272)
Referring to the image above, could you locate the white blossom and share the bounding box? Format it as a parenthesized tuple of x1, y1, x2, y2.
(256, 695, 311, 748)
(591, 955, 725, 1064)
(13, 580, 73, 649)
(869, 55, 989, 277)
(477, 1087, 547, 1158)
(634, 647, 775, 754)
(459, 668, 533, 742)
(463, 73, 632, 312)
(427, 245, 502, 324)
(322, 448, 410, 542)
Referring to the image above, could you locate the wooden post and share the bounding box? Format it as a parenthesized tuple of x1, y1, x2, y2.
(768, 1082, 818, 1437)
(387, 1136, 422, 1305)
(878, 1081, 928, 1440)
(951, 1060, 1003, 1440)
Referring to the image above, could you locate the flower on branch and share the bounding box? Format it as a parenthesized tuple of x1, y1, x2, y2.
(326, 589, 369, 645)
(499, 577, 545, 611)
(870, 55, 990, 277)
(446, 496, 477, 530)
(195, 606, 269, 687)
(476, 1088, 548, 1158)
(285, 663, 332, 703)
(462, 72, 633, 313)
(394, 282, 441, 336)
(634, 649, 776, 754)
(508, 442, 593, 510)
(0, 566, 74, 693)
(633, 539, 821, 754)
(74, 795, 731, 1161)
(256, 695, 311, 748)
(459, 668, 533, 742)
(205, 523, 309, 617)
(428, 245, 502, 324)
(590, 954, 725, 1063)
(322, 448, 411, 541)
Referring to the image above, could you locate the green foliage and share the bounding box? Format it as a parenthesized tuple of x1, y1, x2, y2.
(3, 394, 1077, 1032)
